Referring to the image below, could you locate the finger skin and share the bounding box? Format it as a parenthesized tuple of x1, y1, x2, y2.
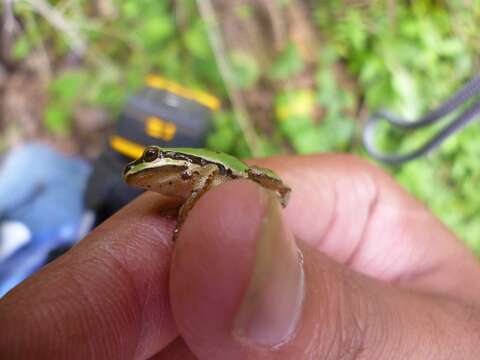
(171, 179, 480, 359)
(149, 337, 197, 360)
(252, 155, 480, 301)
(0, 193, 179, 360)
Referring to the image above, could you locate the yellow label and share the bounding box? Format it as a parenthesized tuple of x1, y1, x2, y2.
(110, 135, 145, 159)
(146, 75, 220, 111)
(145, 116, 177, 141)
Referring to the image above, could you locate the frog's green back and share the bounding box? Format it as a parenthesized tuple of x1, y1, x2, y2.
(160, 147, 250, 174)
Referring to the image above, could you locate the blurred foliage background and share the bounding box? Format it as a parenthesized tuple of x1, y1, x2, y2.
(1, 0, 480, 253)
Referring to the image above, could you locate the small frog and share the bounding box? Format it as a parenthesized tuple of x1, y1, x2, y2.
(123, 146, 291, 239)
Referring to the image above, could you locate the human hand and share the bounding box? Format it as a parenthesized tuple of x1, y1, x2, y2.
(1, 154, 479, 359)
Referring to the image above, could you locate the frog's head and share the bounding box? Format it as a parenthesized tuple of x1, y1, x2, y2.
(123, 146, 193, 198)
(123, 146, 162, 176)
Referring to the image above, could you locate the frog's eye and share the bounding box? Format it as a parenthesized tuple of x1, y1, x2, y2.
(143, 147, 159, 162)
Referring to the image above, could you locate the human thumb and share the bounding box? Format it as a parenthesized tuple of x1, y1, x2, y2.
(170, 180, 478, 359)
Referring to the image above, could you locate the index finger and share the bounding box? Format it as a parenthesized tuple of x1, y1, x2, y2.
(0, 193, 179, 360)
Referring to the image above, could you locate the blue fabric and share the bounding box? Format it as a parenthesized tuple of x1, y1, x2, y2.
(0, 143, 91, 297)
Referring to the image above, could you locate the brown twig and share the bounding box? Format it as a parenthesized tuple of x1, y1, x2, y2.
(16, 0, 87, 55)
(196, 0, 262, 156)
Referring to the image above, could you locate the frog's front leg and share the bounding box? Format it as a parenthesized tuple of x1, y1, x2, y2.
(174, 164, 220, 240)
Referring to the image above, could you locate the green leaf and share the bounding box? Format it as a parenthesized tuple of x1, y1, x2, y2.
(230, 51, 260, 89)
(290, 129, 325, 154)
(122, 2, 140, 17)
(206, 128, 235, 153)
(391, 68, 421, 119)
(44, 105, 71, 135)
(207, 111, 238, 153)
(143, 16, 174, 45)
(12, 34, 30, 60)
(278, 115, 313, 134)
(318, 114, 356, 151)
(269, 43, 304, 80)
(49, 71, 86, 104)
(235, 137, 253, 159)
(184, 20, 210, 59)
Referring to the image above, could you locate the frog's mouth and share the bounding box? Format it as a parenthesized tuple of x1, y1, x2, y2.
(124, 165, 193, 200)
(124, 165, 186, 185)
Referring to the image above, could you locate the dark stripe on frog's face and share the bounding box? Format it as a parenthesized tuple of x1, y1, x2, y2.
(124, 159, 139, 175)
(125, 146, 235, 177)
(123, 146, 163, 175)
(124, 156, 147, 175)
